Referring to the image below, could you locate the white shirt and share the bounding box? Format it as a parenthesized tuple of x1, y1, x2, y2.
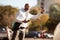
(15, 8, 40, 28)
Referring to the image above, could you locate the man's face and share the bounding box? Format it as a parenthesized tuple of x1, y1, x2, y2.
(24, 4, 29, 10)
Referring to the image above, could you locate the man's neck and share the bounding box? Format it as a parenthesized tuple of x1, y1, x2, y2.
(24, 9, 29, 12)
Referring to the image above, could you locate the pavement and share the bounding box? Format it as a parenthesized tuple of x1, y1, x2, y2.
(6, 29, 53, 40)
(16, 38, 53, 40)
(14, 31, 53, 40)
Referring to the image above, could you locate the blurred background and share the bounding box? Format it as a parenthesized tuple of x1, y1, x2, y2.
(0, 0, 60, 40)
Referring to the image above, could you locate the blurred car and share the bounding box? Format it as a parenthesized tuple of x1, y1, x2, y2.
(44, 33, 54, 39)
(0, 26, 13, 40)
(40, 33, 46, 38)
(25, 31, 41, 38)
(0, 26, 9, 40)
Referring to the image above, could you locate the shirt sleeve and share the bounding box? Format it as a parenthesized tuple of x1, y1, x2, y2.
(26, 12, 42, 21)
(26, 12, 36, 21)
(16, 11, 24, 21)
(31, 13, 42, 20)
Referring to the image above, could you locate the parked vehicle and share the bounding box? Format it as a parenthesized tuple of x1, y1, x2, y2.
(25, 31, 41, 38)
(0, 26, 13, 40)
(44, 33, 54, 39)
(0, 26, 9, 40)
(40, 32, 46, 38)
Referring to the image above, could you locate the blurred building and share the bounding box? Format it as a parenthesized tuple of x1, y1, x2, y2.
(37, 0, 41, 8)
(37, 0, 60, 12)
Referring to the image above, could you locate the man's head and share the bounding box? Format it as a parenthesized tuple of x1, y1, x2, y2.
(24, 3, 29, 11)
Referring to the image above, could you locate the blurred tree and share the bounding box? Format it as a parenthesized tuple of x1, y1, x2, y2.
(0, 5, 18, 28)
(29, 11, 49, 31)
(29, 7, 40, 15)
(38, 14, 49, 25)
(29, 7, 41, 31)
(45, 18, 59, 33)
(49, 3, 60, 22)
(45, 3, 60, 33)
(29, 18, 41, 31)
(38, 13, 49, 30)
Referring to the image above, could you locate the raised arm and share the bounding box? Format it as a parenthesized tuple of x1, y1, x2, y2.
(31, 13, 42, 20)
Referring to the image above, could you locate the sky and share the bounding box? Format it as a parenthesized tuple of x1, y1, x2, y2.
(0, 0, 37, 8)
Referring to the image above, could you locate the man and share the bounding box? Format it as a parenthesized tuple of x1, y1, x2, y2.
(11, 3, 40, 40)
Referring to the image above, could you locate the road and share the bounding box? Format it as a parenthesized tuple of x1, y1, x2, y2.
(25, 38, 53, 40)
(16, 38, 53, 40)
(15, 31, 53, 40)
(15, 35, 53, 40)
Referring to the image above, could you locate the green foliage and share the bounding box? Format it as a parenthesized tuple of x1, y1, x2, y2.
(29, 9, 38, 15)
(45, 18, 58, 33)
(49, 3, 60, 22)
(44, 3, 60, 33)
(0, 5, 18, 27)
(29, 14, 49, 31)
(29, 20, 41, 31)
(29, 7, 40, 15)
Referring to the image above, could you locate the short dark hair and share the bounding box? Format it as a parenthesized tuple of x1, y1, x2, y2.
(25, 3, 29, 6)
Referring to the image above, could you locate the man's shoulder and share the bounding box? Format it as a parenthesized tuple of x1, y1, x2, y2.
(18, 8, 24, 13)
(20, 8, 25, 12)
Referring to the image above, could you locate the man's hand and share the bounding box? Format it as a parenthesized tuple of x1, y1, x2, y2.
(22, 20, 30, 23)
